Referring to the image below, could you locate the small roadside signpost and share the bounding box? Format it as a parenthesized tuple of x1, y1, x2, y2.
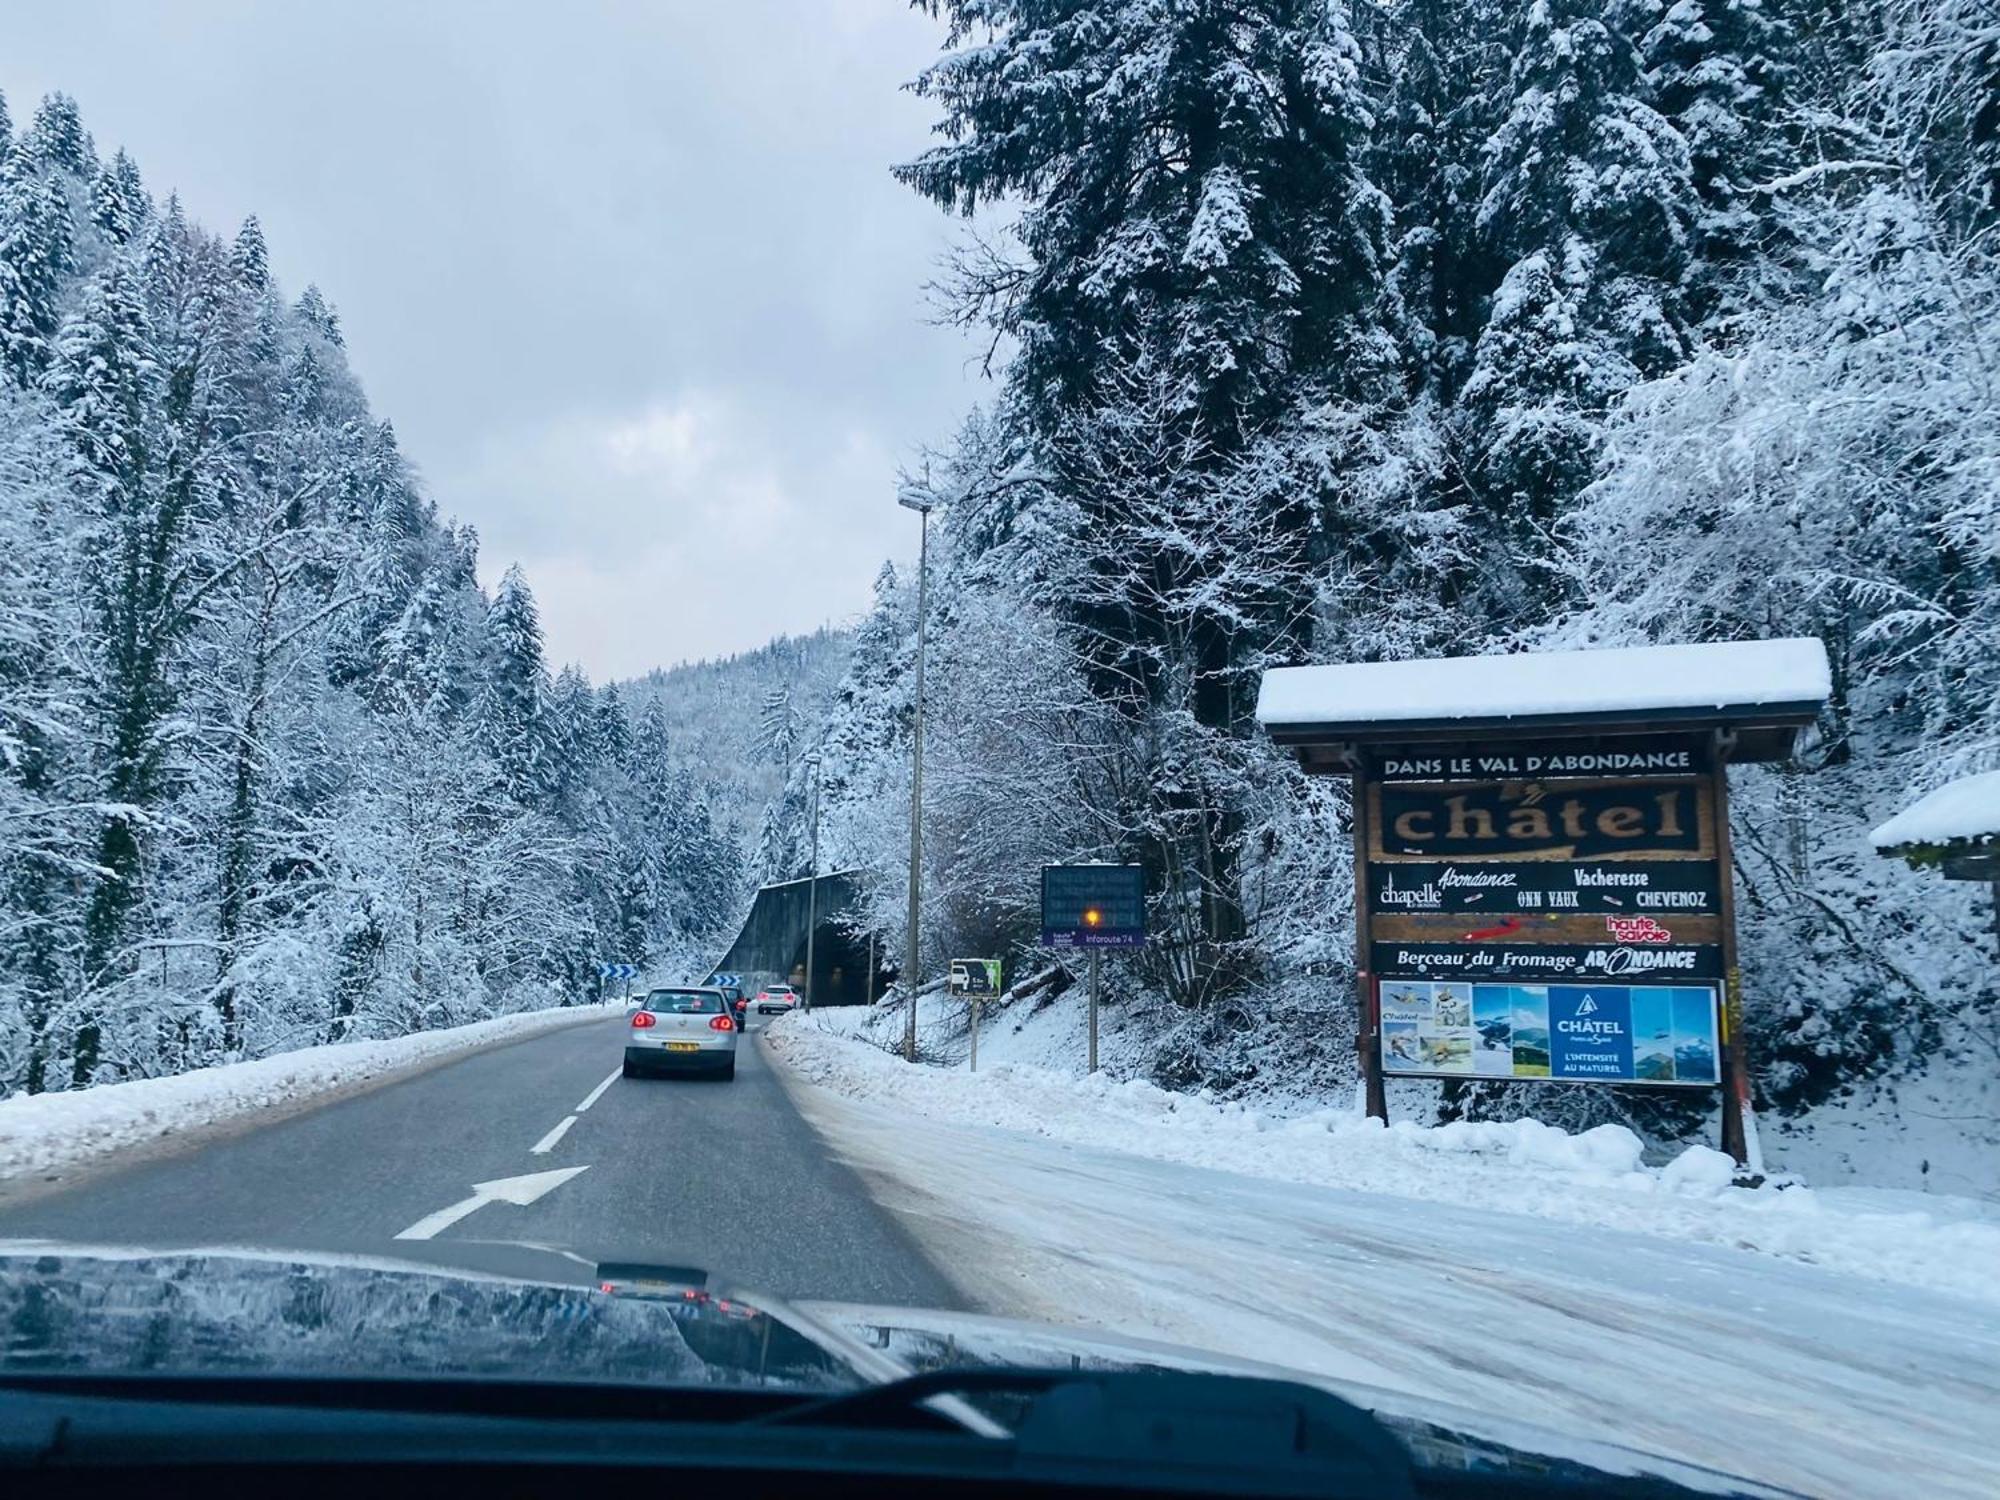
(1041, 863, 1146, 1072)
(949, 958, 1002, 1070)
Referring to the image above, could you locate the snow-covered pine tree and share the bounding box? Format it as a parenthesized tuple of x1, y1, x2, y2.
(594, 681, 632, 765)
(902, 0, 1390, 440)
(480, 563, 554, 807)
(375, 553, 472, 721)
(42, 253, 168, 1081)
(756, 683, 797, 774)
(294, 283, 342, 347)
(1374, 0, 1508, 402)
(1640, 0, 1805, 331)
(229, 215, 269, 292)
(25, 93, 95, 178)
(89, 149, 148, 245)
(545, 662, 597, 810)
(0, 141, 75, 385)
(0, 369, 86, 1094)
(1460, 0, 1698, 620)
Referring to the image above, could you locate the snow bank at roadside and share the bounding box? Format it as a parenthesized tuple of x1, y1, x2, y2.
(0, 1005, 608, 1184)
(768, 1009, 2000, 1305)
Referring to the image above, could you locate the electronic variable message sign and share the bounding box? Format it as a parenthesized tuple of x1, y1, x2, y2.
(1041, 864, 1145, 948)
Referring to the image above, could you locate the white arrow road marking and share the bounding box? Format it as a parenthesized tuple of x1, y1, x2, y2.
(575, 1066, 621, 1113)
(393, 1165, 589, 1242)
(531, 1114, 579, 1155)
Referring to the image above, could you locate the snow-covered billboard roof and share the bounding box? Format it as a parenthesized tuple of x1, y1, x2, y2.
(1258, 637, 1830, 753)
(1869, 771, 2000, 852)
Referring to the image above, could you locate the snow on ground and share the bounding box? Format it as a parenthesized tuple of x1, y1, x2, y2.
(0, 1005, 610, 1186)
(768, 1015, 2000, 1498)
(1870, 767, 2000, 848)
(880, 972, 1999, 1198)
(770, 1008, 2000, 1306)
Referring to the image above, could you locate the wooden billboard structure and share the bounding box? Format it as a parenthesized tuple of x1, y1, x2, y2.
(1258, 639, 1831, 1169)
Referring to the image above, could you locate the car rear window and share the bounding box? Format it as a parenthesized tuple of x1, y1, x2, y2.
(645, 991, 722, 1014)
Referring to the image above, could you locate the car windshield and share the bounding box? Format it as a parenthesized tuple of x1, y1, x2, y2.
(646, 992, 721, 1014)
(0, 7, 1989, 1498)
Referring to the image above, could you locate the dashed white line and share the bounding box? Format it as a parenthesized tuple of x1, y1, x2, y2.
(574, 1066, 621, 1113)
(530, 1114, 579, 1155)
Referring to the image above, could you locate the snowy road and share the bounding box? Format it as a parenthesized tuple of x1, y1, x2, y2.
(8, 1009, 1996, 1496)
(0, 1015, 958, 1308)
(792, 1080, 2000, 1500)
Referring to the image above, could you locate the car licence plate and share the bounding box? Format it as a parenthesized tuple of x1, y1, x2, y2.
(666, 1041, 700, 1053)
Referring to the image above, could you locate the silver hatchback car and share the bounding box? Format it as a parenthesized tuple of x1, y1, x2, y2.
(623, 987, 738, 1080)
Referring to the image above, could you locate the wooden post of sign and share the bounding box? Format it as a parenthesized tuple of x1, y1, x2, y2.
(1710, 735, 1757, 1173)
(1351, 764, 1387, 1122)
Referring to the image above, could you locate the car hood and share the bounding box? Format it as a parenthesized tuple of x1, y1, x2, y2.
(0, 1241, 1785, 1497)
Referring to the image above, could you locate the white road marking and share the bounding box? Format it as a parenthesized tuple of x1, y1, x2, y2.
(393, 1165, 589, 1241)
(574, 1066, 621, 1113)
(531, 1114, 579, 1154)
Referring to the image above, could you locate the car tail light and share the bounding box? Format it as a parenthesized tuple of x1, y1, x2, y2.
(630, 1011, 655, 1029)
(710, 1015, 734, 1032)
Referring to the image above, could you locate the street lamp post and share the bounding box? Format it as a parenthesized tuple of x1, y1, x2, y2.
(897, 491, 933, 1062)
(803, 751, 822, 1011)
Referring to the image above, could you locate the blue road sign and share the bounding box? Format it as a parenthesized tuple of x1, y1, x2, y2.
(706, 972, 742, 989)
(598, 963, 638, 981)
(1041, 864, 1146, 948)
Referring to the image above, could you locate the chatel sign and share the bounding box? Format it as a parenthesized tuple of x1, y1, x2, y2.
(1256, 640, 1832, 1169)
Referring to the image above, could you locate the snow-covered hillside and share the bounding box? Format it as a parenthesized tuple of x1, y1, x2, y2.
(623, 629, 853, 869)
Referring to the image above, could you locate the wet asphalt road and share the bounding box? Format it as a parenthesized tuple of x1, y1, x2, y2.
(0, 1012, 962, 1307)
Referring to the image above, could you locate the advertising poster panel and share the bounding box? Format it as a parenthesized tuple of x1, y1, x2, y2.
(1378, 980, 1720, 1087)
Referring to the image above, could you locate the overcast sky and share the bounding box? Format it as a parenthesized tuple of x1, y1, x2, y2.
(2, 1, 986, 680)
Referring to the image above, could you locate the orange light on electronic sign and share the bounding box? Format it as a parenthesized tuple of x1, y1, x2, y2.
(1084, 908, 1102, 928)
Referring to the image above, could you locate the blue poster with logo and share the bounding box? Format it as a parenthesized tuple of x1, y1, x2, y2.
(1548, 985, 1635, 1080)
(1379, 980, 1720, 1087)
